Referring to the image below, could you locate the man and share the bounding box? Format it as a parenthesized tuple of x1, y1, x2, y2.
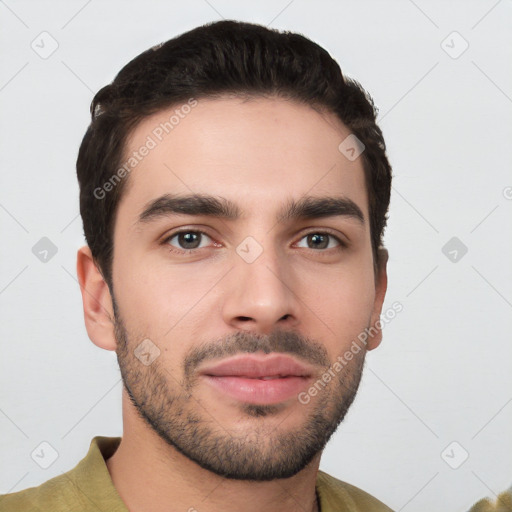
(0, 19, 394, 511)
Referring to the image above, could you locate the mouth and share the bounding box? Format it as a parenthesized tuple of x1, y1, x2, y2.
(198, 354, 315, 405)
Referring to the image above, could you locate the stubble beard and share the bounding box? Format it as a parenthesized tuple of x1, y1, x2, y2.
(112, 302, 366, 481)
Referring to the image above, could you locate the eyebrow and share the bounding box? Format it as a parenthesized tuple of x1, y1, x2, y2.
(136, 193, 365, 226)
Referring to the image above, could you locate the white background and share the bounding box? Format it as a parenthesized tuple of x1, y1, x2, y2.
(1, 1, 511, 510)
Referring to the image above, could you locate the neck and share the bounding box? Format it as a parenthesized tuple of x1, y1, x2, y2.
(106, 396, 322, 512)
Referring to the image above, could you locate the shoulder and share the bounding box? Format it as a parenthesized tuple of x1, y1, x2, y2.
(316, 470, 394, 512)
(0, 470, 85, 511)
(0, 436, 124, 512)
(468, 485, 512, 512)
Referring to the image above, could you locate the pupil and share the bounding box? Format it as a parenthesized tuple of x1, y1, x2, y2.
(180, 232, 200, 249)
(309, 234, 327, 249)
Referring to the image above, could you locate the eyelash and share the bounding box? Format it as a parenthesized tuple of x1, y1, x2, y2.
(161, 229, 346, 255)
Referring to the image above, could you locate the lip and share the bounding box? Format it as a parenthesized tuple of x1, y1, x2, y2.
(199, 354, 315, 378)
(198, 354, 315, 405)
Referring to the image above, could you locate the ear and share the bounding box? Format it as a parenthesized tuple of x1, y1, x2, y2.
(366, 247, 389, 351)
(76, 245, 117, 351)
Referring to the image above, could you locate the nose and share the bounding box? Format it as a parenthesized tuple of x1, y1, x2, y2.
(221, 241, 300, 335)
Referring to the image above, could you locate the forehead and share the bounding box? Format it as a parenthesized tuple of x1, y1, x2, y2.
(116, 96, 369, 226)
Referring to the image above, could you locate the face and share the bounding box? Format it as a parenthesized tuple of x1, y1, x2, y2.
(109, 96, 386, 480)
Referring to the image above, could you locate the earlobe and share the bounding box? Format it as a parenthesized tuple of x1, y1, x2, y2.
(76, 245, 117, 351)
(366, 247, 389, 351)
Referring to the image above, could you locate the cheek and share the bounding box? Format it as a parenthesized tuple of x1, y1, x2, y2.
(112, 264, 202, 375)
(296, 261, 376, 352)
(113, 253, 221, 339)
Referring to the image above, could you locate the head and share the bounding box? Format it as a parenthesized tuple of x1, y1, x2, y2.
(76, 20, 392, 480)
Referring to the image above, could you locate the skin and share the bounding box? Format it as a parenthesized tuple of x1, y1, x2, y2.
(77, 96, 388, 512)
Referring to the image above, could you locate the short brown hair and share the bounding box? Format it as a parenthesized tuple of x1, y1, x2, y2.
(77, 19, 392, 290)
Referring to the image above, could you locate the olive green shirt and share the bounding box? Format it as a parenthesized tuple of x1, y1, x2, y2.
(0, 436, 394, 511)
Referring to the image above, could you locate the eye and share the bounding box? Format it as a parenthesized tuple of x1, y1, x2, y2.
(161, 229, 346, 256)
(295, 232, 344, 251)
(163, 230, 214, 252)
